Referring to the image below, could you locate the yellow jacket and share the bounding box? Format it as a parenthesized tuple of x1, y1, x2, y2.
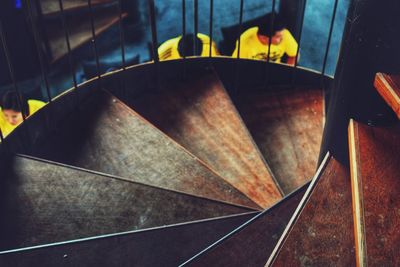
(158, 33, 219, 61)
(232, 27, 298, 62)
(0, 99, 46, 138)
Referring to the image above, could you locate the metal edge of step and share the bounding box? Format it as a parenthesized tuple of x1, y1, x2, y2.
(0, 210, 260, 255)
(15, 153, 261, 212)
(101, 88, 263, 210)
(264, 152, 331, 267)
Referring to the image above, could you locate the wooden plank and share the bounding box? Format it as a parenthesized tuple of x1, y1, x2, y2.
(39, 0, 115, 16)
(374, 73, 400, 119)
(0, 155, 253, 251)
(348, 120, 400, 266)
(235, 88, 324, 194)
(348, 119, 367, 267)
(266, 156, 356, 267)
(0, 212, 258, 267)
(120, 71, 282, 208)
(31, 90, 259, 209)
(181, 183, 307, 267)
(46, 5, 127, 62)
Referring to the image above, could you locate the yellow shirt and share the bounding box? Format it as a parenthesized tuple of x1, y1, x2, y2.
(158, 33, 219, 61)
(0, 99, 46, 138)
(232, 27, 298, 62)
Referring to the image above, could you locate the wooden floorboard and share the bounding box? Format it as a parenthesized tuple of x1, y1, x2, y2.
(0, 155, 253, 251)
(31, 90, 259, 209)
(182, 184, 306, 267)
(374, 73, 400, 119)
(267, 157, 356, 267)
(349, 120, 400, 266)
(123, 71, 282, 208)
(235, 88, 324, 194)
(0, 212, 258, 266)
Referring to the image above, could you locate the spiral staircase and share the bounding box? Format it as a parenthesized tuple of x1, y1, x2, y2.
(1, 0, 400, 265)
(0, 53, 398, 266)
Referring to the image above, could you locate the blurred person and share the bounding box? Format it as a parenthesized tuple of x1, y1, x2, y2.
(232, 14, 298, 65)
(158, 33, 219, 60)
(0, 91, 45, 138)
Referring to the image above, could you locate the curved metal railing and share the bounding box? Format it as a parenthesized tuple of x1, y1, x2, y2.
(0, 0, 343, 145)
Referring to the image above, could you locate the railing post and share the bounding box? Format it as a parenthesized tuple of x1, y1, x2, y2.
(25, 0, 52, 103)
(0, 19, 26, 121)
(147, 0, 160, 89)
(88, 0, 102, 85)
(291, 0, 307, 87)
(263, 0, 276, 88)
(182, 0, 187, 79)
(234, 0, 244, 93)
(209, 0, 214, 57)
(57, 0, 79, 105)
(117, 0, 126, 70)
(193, 0, 199, 55)
(321, 0, 339, 78)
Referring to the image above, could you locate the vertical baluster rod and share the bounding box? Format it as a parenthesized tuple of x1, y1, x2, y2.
(117, 0, 126, 70)
(58, 0, 79, 102)
(193, 0, 199, 55)
(88, 0, 102, 84)
(147, 0, 160, 89)
(26, 0, 52, 103)
(321, 0, 339, 77)
(148, 0, 159, 63)
(291, 0, 307, 87)
(209, 0, 214, 57)
(234, 0, 245, 93)
(0, 19, 26, 121)
(263, 0, 276, 88)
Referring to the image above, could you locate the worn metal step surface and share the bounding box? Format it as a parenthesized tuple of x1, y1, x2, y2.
(348, 120, 400, 266)
(0, 212, 259, 267)
(374, 73, 400, 119)
(0, 155, 253, 251)
(235, 88, 324, 195)
(119, 70, 282, 208)
(181, 183, 307, 267)
(46, 3, 126, 62)
(39, 0, 114, 16)
(266, 155, 356, 267)
(31, 89, 258, 209)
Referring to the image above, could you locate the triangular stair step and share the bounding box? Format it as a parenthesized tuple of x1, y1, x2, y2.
(234, 88, 324, 194)
(39, 0, 115, 16)
(0, 155, 253, 251)
(31, 89, 258, 209)
(180, 182, 307, 266)
(0, 212, 258, 267)
(115, 70, 282, 208)
(46, 3, 127, 62)
(374, 73, 400, 119)
(266, 154, 356, 266)
(348, 119, 400, 266)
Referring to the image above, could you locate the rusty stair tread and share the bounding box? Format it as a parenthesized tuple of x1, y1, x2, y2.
(120, 70, 282, 208)
(180, 183, 307, 267)
(46, 4, 127, 62)
(235, 88, 324, 195)
(0, 212, 259, 267)
(348, 119, 400, 266)
(266, 155, 356, 267)
(31, 89, 259, 209)
(39, 0, 116, 16)
(0, 155, 254, 251)
(374, 73, 400, 119)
